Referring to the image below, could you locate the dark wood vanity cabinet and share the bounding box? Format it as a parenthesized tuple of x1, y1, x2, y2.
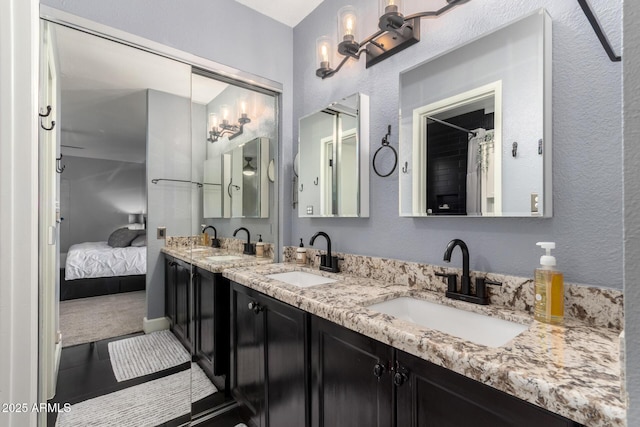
(229, 283, 582, 427)
(230, 282, 308, 427)
(193, 268, 230, 387)
(310, 316, 394, 427)
(164, 255, 191, 352)
(395, 350, 582, 427)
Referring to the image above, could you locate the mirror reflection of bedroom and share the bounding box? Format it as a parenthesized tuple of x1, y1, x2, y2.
(44, 20, 199, 426)
(43, 11, 279, 424)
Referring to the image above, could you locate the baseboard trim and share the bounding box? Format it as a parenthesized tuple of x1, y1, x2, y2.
(143, 316, 170, 334)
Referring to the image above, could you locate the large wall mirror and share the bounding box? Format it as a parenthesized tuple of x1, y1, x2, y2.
(399, 9, 552, 217)
(193, 71, 277, 230)
(298, 93, 370, 217)
(40, 9, 280, 426)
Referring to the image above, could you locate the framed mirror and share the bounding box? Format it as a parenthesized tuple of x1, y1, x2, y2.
(193, 70, 278, 227)
(298, 93, 370, 217)
(399, 9, 552, 217)
(227, 137, 269, 218)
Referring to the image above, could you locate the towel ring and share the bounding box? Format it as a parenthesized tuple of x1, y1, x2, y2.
(372, 125, 398, 178)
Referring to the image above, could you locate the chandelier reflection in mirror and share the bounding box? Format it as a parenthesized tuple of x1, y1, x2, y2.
(316, 0, 471, 79)
(207, 102, 251, 142)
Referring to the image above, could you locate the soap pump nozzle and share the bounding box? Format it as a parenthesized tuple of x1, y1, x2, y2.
(536, 241, 556, 268)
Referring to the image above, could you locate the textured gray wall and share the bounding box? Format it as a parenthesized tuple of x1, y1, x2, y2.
(147, 89, 193, 320)
(290, 0, 622, 288)
(59, 156, 145, 254)
(624, 0, 640, 422)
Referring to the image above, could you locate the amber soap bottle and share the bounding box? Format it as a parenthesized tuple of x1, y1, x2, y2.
(534, 242, 564, 325)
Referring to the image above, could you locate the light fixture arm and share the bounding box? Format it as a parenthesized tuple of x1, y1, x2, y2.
(207, 113, 251, 142)
(316, 0, 471, 79)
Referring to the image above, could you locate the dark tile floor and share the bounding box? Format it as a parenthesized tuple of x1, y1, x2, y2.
(47, 332, 243, 427)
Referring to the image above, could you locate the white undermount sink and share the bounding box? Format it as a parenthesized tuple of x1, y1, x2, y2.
(367, 297, 529, 347)
(205, 255, 244, 262)
(266, 271, 337, 288)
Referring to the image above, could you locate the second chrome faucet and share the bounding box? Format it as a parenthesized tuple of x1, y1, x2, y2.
(438, 238, 502, 305)
(233, 227, 255, 255)
(309, 231, 340, 273)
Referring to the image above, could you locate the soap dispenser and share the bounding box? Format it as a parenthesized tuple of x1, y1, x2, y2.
(296, 238, 307, 265)
(201, 224, 208, 246)
(534, 242, 564, 325)
(256, 234, 265, 258)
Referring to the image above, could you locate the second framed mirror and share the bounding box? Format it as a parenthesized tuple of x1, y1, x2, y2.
(298, 93, 370, 218)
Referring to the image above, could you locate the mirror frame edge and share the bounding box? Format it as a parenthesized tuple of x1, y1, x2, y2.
(397, 8, 553, 219)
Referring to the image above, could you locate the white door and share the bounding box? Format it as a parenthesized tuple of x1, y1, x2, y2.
(39, 21, 62, 403)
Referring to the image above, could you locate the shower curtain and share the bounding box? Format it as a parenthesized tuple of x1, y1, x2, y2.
(466, 129, 494, 215)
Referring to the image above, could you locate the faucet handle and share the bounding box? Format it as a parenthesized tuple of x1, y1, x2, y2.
(435, 272, 457, 293)
(475, 277, 502, 299)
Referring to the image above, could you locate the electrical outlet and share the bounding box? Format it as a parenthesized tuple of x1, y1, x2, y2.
(157, 226, 166, 239)
(530, 193, 539, 214)
(307, 206, 314, 215)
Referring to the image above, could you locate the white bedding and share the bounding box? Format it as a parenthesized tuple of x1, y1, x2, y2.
(65, 241, 146, 281)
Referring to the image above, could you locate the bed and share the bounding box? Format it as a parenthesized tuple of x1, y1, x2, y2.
(61, 232, 147, 300)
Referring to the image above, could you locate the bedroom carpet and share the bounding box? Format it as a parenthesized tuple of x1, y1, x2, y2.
(108, 330, 190, 381)
(55, 364, 217, 427)
(60, 291, 145, 347)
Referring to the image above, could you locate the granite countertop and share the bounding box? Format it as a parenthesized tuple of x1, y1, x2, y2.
(161, 245, 274, 273)
(222, 262, 625, 427)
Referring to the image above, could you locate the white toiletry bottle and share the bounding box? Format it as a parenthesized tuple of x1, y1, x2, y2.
(296, 238, 307, 265)
(256, 234, 265, 258)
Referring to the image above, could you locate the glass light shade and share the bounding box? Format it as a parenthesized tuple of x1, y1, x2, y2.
(237, 99, 249, 120)
(379, 0, 403, 15)
(219, 104, 232, 123)
(316, 36, 334, 70)
(208, 112, 218, 130)
(338, 6, 358, 42)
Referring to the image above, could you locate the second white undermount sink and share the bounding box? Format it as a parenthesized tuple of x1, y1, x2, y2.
(266, 271, 337, 288)
(367, 297, 529, 347)
(205, 255, 244, 262)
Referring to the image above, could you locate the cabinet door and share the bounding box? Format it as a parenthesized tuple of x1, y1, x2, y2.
(311, 316, 394, 427)
(195, 269, 215, 379)
(164, 256, 177, 326)
(231, 283, 265, 427)
(263, 295, 308, 427)
(195, 269, 230, 384)
(173, 259, 191, 352)
(395, 350, 580, 427)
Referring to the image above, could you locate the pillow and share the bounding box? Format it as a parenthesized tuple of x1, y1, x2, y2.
(107, 228, 139, 248)
(130, 234, 146, 247)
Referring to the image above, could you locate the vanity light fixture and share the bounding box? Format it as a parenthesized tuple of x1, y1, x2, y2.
(207, 102, 251, 143)
(316, 0, 471, 79)
(243, 156, 256, 176)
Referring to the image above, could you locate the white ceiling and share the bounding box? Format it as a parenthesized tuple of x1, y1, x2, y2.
(55, 24, 229, 164)
(235, 0, 325, 27)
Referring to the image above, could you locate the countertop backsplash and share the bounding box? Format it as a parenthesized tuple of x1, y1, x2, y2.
(167, 235, 274, 260)
(283, 246, 623, 330)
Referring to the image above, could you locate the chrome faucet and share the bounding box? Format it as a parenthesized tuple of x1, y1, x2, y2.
(201, 225, 221, 248)
(309, 231, 340, 273)
(443, 239, 471, 295)
(438, 238, 502, 305)
(233, 227, 255, 255)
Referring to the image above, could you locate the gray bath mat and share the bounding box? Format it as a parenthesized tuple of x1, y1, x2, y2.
(60, 291, 145, 347)
(108, 329, 190, 381)
(56, 364, 217, 427)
